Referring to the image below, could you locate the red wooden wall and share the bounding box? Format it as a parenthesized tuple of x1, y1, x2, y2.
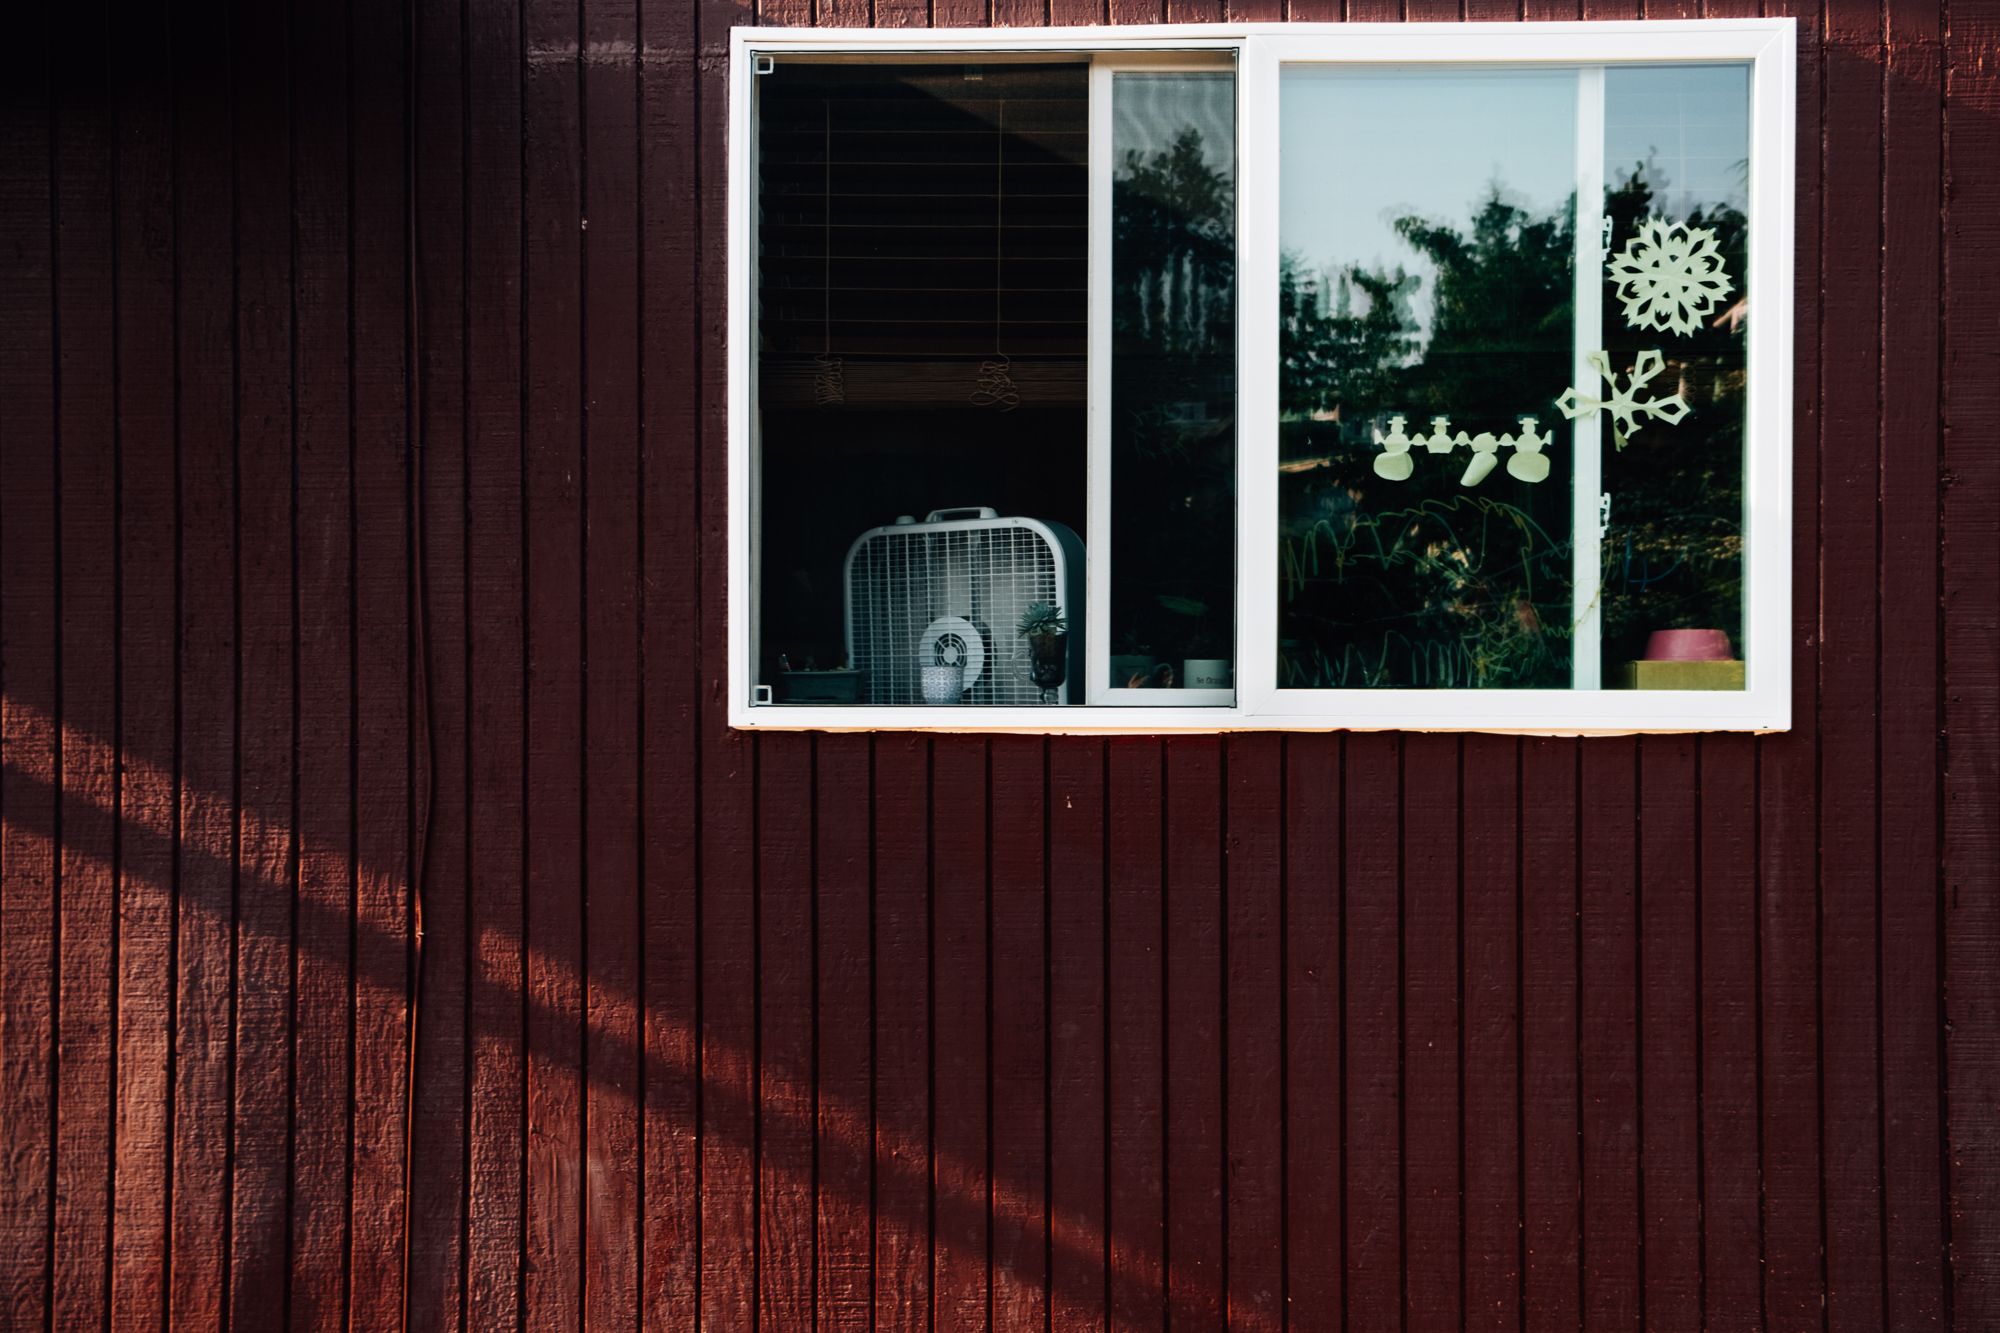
(2, 0, 1997, 1330)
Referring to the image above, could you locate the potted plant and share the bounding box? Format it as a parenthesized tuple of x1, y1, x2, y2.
(1017, 601, 1068, 703)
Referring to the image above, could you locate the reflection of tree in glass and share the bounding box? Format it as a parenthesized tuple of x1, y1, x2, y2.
(1280, 256, 1418, 419)
(1598, 164, 1747, 670)
(1111, 124, 1237, 663)
(1277, 187, 1577, 689)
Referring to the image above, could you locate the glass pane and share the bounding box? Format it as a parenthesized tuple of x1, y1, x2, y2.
(1599, 65, 1750, 691)
(1109, 72, 1237, 694)
(754, 61, 1090, 706)
(1278, 67, 1579, 689)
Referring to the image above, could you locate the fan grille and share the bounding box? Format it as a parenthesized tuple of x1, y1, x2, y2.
(848, 524, 1062, 706)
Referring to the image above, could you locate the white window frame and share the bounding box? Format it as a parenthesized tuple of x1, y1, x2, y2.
(727, 19, 1796, 735)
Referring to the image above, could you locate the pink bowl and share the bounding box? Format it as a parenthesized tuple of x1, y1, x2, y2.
(1643, 628, 1734, 662)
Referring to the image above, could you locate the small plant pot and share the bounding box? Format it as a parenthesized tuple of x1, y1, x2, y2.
(1182, 659, 1231, 689)
(1110, 655, 1155, 688)
(1643, 629, 1733, 662)
(921, 664, 965, 705)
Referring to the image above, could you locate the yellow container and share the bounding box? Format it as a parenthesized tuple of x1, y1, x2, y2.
(1611, 660, 1746, 691)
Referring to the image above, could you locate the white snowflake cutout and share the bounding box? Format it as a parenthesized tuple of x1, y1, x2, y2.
(1608, 219, 1734, 337)
(1556, 350, 1691, 449)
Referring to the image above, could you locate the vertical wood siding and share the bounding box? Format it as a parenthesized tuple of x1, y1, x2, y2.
(1, 0, 1996, 1328)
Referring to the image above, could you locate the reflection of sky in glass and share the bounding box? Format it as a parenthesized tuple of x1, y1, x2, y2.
(1280, 68, 1576, 340)
(1605, 65, 1750, 220)
(1114, 73, 1236, 180)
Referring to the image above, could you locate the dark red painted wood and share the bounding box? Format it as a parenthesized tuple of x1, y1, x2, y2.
(227, 0, 298, 1313)
(349, 0, 419, 1308)
(1579, 739, 1638, 1333)
(815, 734, 875, 1333)
(640, 0, 706, 1321)
(874, 736, 933, 1333)
(1821, 36, 1892, 1333)
(406, 0, 472, 1319)
(1638, 738, 1699, 1331)
(1164, 738, 1224, 1332)
(1224, 734, 1282, 1333)
(1460, 734, 1519, 1333)
(168, 7, 239, 1323)
(1879, 21, 1948, 1333)
(759, 731, 817, 1333)
(1761, 13, 1828, 1331)
(0, 20, 56, 1326)
(1, 6, 1991, 1332)
(462, 0, 532, 1318)
(1402, 734, 1459, 1333)
(1048, 737, 1107, 1333)
(932, 735, 990, 1333)
(1284, 735, 1342, 1331)
(1520, 739, 1580, 1333)
(50, 13, 118, 1323)
(107, 6, 180, 1324)
(580, 5, 647, 1323)
(990, 737, 1049, 1333)
(1698, 734, 1760, 1333)
(1943, 2, 2000, 1323)
(1107, 737, 1164, 1333)
(1343, 734, 1399, 1333)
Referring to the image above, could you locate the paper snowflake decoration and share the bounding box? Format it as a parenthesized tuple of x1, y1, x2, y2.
(1556, 350, 1691, 449)
(1608, 220, 1734, 337)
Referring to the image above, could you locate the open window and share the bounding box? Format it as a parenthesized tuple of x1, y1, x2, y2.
(728, 21, 1795, 733)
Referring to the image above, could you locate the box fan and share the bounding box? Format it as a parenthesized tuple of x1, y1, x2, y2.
(844, 508, 1085, 706)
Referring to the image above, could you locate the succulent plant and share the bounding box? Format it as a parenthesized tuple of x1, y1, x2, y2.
(1016, 601, 1067, 638)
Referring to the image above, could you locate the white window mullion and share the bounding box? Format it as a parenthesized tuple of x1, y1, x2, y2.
(1085, 59, 1116, 704)
(1235, 37, 1282, 717)
(1571, 65, 1606, 691)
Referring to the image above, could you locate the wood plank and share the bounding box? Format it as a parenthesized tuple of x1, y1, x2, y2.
(1106, 737, 1164, 1333)
(1818, 40, 1889, 1333)
(1519, 738, 1579, 1333)
(697, 0, 757, 1317)
(289, 11, 359, 1307)
(580, 6, 646, 1324)
(1460, 734, 1519, 1333)
(49, 13, 119, 1323)
(1048, 737, 1107, 1333)
(1577, 739, 1638, 1333)
(1224, 734, 1282, 1333)
(1164, 737, 1224, 1333)
(107, 7, 180, 1323)
(0, 16, 56, 1320)
(349, 0, 419, 1319)
(815, 734, 875, 1333)
(1942, 2, 2000, 1323)
(759, 732, 817, 1333)
(168, 6, 240, 1321)
(227, 0, 300, 1319)
(1401, 734, 1459, 1333)
(1697, 735, 1760, 1333)
(1343, 732, 1399, 1333)
(989, 736, 1048, 1333)
(521, 2, 587, 1327)
(462, 0, 530, 1321)
(1760, 15, 1827, 1327)
(1637, 737, 1699, 1332)
(1878, 30, 1948, 1333)
(638, 0, 703, 1319)
(405, 0, 471, 1317)
(932, 735, 990, 1333)
(1285, 735, 1342, 1331)
(873, 735, 932, 1333)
